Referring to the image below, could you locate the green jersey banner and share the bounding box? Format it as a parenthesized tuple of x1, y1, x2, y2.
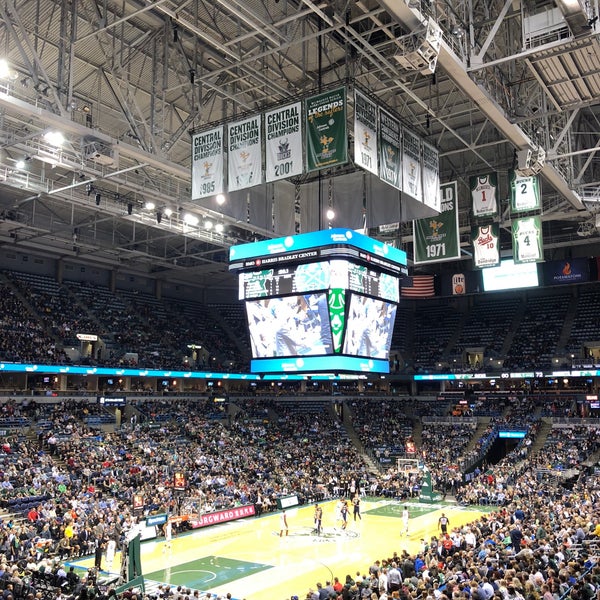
(510, 170, 541, 212)
(191, 126, 224, 200)
(228, 115, 262, 192)
(378, 108, 401, 190)
(354, 90, 378, 175)
(305, 87, 348, 172)
(413, 181, 460, 264)
(512, 215, 543, 263)
(265, 102, 303, 183)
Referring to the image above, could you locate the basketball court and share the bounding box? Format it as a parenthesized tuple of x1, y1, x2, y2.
(69, 499, 489, 600)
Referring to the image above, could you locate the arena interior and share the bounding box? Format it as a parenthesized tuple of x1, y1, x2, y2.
(0, 1, 599, 600)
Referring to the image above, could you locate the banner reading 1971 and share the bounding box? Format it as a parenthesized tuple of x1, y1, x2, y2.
(228, 115, 262, 192)
(191, 126, 224, 200)
(265, 102, 303, 183)
(378, 108, 401, 190)
(354, 90, 378, 175)
(305, 87, 348, 172)
(413, 181, 460, 264)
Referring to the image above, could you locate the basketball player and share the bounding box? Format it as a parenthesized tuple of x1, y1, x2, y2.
(163, 520, 172, 551)
(314, 504, 323, 535)
(401, 506, 409, 537)
(279, 510, 289, 537)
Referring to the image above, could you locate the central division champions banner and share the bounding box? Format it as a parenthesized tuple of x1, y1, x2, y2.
(305, 87, 348, 172)
(228, 115, 262, 192)
(510, 170, 541, 212)
(191, 126, 224, 200)
(378, 108, 401, 190)
(413, 181, 460, 264)
(265, 102, 303, 183)
(354, 90, 378, 175)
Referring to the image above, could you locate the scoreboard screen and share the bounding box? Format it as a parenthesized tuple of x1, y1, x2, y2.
(342, 294, 397, 359)
(230, 228, 407, 374)
(240, 259, 399, 303)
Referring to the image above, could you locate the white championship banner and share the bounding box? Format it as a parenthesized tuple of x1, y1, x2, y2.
(191, 126, 224, 200)
(265, 102, 303, 183)
(228, 115, 262, 192)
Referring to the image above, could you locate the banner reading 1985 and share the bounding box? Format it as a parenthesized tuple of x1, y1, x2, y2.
(191, 126, 224, 200)
(354, 90, 378, 175)
(413, 181, 460, 264)
(305, 87, 348, 172)
(265, 102, 303, 183)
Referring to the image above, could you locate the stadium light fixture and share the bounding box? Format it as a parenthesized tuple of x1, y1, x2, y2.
(44, 131, 65, 147)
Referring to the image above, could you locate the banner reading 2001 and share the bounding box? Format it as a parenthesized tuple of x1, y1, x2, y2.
(265, 102, 303, 183)
(413, 181, 460, 264)
(305, 87, 348, 172)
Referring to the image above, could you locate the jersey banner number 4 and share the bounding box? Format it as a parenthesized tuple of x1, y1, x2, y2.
(512, 216, 543, 264)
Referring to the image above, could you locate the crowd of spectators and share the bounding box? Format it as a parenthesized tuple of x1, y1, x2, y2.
(0, 392, 598, 600)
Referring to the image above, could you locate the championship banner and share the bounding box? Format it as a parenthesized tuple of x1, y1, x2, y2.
(305, 87, 348, 172)
(228, 115, 262, 192)
(265, 102, 303, 182)
(512, 215, 543, 263)
(470, 172, 498, 217)
(402, 128, 423, 203)
(354, 90, 378, 175)
(378, 108, 401, 190)
(471, 223, 500, 269)
(191, 126, 224, 200)
(510, 170, 541, 212)
(422, 141, 440, 212)
(413, 181, 460, 264)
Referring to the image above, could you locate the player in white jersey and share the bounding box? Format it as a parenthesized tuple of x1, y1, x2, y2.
(401, 506, 410, 537)
(472, 225, 500, 268)
(512, 217, 542, 262)
(471, 174, 498, 216)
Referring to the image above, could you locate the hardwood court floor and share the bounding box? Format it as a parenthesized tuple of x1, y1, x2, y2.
(71, 500, 489, 600)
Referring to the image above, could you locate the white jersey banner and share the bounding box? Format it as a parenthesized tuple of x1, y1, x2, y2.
(422, 141, 440, 212)
(265, 102, 303, 183)
(191, 126, 224, 200)
(402, 128, 422, 203)
(354, 90, 378, 175)
(228, 115, 262, 192)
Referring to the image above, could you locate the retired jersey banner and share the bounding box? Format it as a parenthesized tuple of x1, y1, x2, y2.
(413, 181, 460, 264)
(512, 215, 543, 263)
(510, 170, 541, 212)
(191, 126, 224, 200)
(422, 141, 440, 212)
(354, 90, 378, 175)
(402, 128, 422, 203)
(470, 173, 498, 217)
(305, 87, 348, 172)
(472, 223, 500, 269)
(378, 109, 401, 190)
(265, 102, 303, 183)
(228, 115, 262, 192)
